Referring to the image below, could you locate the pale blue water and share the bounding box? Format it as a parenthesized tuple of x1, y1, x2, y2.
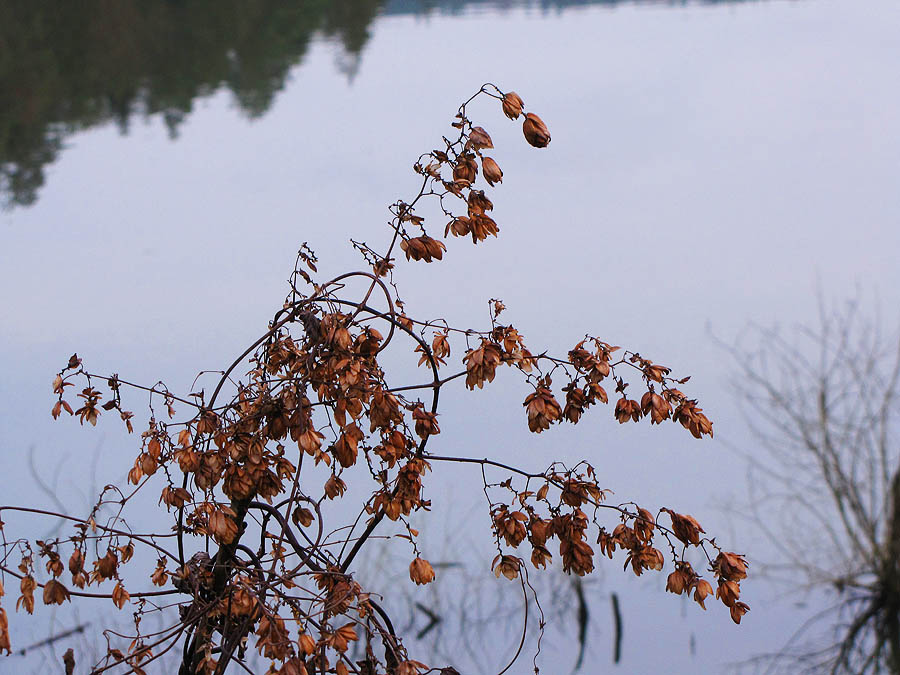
(1, 1, 898, 672)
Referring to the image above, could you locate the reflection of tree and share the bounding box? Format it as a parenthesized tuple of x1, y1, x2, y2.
(728, 299, 900, 673)
(0, 0, 386, 208)
(380, 0, 767, 17)
(1, 0, 773, 209)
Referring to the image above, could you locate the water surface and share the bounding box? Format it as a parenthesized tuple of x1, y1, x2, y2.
(2, 1, 898, 672)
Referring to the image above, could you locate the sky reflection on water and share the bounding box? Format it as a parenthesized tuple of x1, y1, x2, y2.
(1, 0, 899, 672)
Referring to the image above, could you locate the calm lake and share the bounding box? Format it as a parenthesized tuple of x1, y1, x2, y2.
(2, 1, 899, 672)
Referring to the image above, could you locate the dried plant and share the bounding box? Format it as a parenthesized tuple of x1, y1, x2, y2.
(0, 84, 748, 674)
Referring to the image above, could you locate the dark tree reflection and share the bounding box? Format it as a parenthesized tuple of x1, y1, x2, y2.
(0, 0, 769, 208)
(0, 0, 385, 208)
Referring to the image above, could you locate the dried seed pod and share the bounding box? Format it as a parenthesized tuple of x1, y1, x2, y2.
(482, 157, 503, 186)
(523, 112, 551, 148)
(452, 153, 478, 183)
(401, 235, 446, 262)
(468, 126, 494, 150)
(502, 91, 524, 119)
(409, 557, 436, 585)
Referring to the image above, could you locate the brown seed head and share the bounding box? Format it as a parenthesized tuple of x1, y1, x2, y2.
(468, 126, 494, 150)
(522, 112, 551, 148)
(693, 578, 713, 609)
(716, 579, 741, 608)
(730, 601, 750, 625)
(409, 557, 436, 585)
(41, 579, 70, 606)
(482, 157, 503, 186)
(502, 91, 524, 119)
